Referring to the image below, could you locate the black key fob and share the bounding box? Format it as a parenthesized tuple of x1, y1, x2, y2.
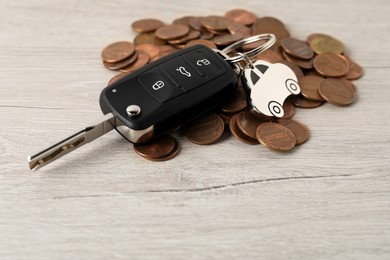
(99, 45, 237, 143)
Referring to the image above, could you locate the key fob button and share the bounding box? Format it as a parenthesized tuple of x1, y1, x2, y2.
(159, 56, 207, 92)
(183, 49, 226, 80)
(138, 66, 184, 103)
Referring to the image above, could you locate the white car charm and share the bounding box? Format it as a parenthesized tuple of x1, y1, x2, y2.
(241, 60, 301, 117)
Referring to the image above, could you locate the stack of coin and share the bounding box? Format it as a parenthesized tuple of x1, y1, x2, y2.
(100, 9, 363, 159)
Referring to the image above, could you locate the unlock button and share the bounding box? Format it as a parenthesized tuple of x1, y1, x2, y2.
(138, 66, 184, 103)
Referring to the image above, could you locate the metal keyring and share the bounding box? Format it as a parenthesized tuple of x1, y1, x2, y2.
(221, 33, 276, 64)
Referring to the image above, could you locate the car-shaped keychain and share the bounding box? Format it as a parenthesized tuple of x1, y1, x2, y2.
(241, 60, 301, 117)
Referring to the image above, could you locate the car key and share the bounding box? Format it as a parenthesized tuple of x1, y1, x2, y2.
(27, 34, 277, 171)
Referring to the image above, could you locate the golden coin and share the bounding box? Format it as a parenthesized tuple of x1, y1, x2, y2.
(201, 16, 229, 31)
(277, 119, 309, 145)
(133, 135, 177, 159)
(299, 75, 326, 101)
(319, 78, 355, 106)
(135, 43, 160, 59)
(313, 52, 349, 77)
(119, 51, 150, 73)
(256, 122, 296, 152)
(225, 9, 256, 26)
(308, 34, 345, 54)
(134, 32, 165, 46)
(155, 24, 190, 40)
(184, 113, 225, 145)
(290, 95, 324, 108)
(229, 114, 258, 144)
(184, 39, 217, 49)
(281, 37, 314, 60)
(131, 19, 164, 33)
(101, 41, 135, 63)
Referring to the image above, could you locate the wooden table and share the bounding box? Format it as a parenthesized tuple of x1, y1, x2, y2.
(1, 0, 389, 259)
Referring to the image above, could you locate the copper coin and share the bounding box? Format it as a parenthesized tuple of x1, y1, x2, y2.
(319, 78, 355, 106)
(219, 86, 247, 113)
(131, 19, 164, 33)
(173, 16, 195, 26)
(299, 75, 326, 101)
(168, 30, 201, 45)
(280, 101, 295, 120)
(252, 49, 283, 63)
(308, 34, 345, 54)
(200, 30, 214, 40)
(155, 24, 190, 40)
(101, 41, 135, 63)
(201, 16, 229, 31)
(281, 37, 314, 60)
(133, 135, 177, 159)
(277, 119, 309, 145)
(227, 20, 252, 37)
(225, 9, 256, 26)
(159, 45, 178, 53)
(290, 95, 324, 108)
(188, 17, 203, 31)
(184, 39, 217, 49)
(313, 52, 349, 77)
(147, 139, 180, 162)
(108, 72, 129, 85)
(344, 57, 364, 80)
(340, 78, 357, 93)
(184, 113, 225, 145)
(135, 43, 160, 58)
(103, 52, 138, 70)
(282, 51, 314, 70)
(253, 17, 290, 46)
(217, 111, 234, 125)
(229, 114, 258, 144)
(237, 109, 267, 139)
(277, 60, 304, 79)
(134, 32, 165, 46)
(256, 123, 296, 152)
(212, 33, 243, 46)
(119, 51, 150, 73)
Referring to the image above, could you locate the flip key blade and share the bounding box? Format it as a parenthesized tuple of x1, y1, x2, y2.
(27, 113, 116, 171)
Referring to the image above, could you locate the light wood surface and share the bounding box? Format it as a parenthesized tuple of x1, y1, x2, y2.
(1, 0, 389, 259)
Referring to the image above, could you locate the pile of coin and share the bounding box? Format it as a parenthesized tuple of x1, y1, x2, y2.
(101, 9, 363, 160)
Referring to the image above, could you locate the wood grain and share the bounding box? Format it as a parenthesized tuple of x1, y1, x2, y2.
(1, 0, 389, 259)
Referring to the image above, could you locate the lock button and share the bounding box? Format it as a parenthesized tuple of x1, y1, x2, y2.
(138, 66, 184, 103)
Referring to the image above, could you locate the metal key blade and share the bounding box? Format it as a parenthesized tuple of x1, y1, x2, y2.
(27, 113, 116, 171)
